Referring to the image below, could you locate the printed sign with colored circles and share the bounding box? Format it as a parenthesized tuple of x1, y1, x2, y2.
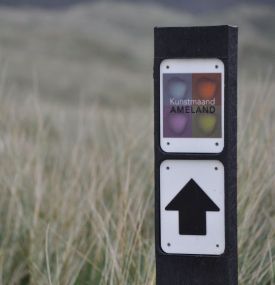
(163, 73, 222, 138)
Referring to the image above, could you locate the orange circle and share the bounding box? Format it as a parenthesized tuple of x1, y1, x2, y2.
(197, 79, 217, 100)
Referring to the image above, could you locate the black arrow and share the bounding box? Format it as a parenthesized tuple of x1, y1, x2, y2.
(165, 179, 220, 235)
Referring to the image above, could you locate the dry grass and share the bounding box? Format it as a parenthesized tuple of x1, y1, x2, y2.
(238, 72, 275, 284)
(0, 93, 155, 284)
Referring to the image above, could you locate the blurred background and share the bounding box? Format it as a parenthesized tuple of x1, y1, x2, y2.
(0, 1, 274, 284)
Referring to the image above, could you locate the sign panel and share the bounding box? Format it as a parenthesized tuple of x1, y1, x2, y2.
(160, 59, 224, 153)
(160, 160, 225, 255)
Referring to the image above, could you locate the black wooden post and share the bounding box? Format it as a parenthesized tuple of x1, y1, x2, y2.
(154, 26, 238, 285)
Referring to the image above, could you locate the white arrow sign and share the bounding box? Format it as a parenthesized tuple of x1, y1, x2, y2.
(160, 160, 225, 255)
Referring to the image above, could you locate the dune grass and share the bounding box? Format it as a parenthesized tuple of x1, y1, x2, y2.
(0, 94, 155, 284)
(237, 73, 275, 284)
(0, 72, 274, 285)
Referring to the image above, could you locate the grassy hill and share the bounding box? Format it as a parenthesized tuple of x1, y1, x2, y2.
(0, 2, 274, 106)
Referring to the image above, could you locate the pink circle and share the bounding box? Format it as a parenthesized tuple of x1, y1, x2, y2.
(168, 114, 188, 134)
